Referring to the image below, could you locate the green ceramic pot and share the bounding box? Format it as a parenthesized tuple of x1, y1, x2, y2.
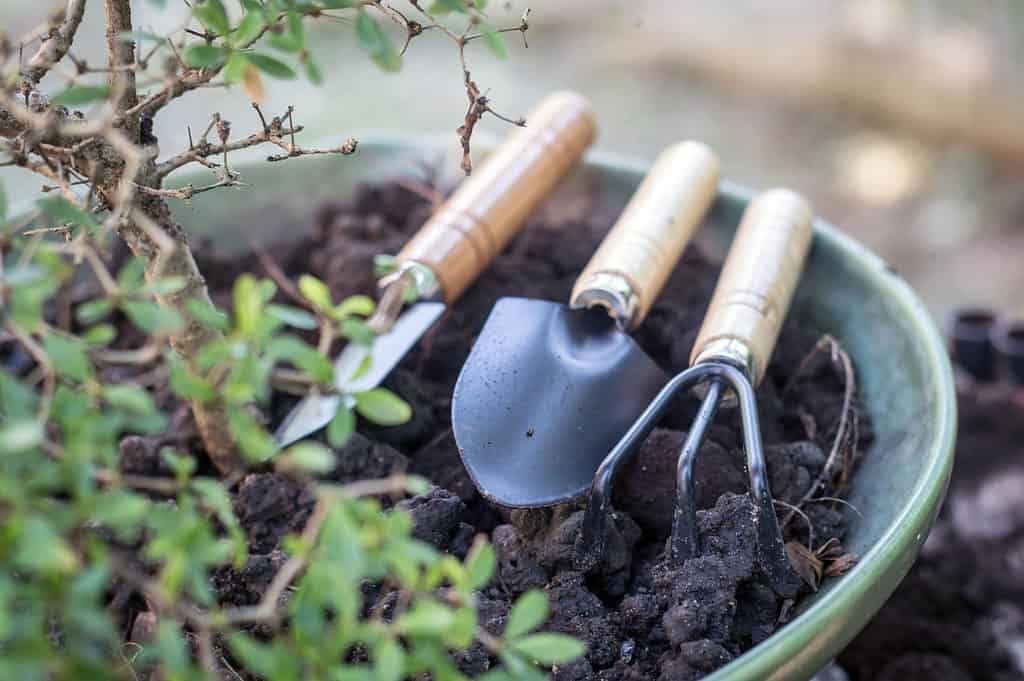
(170, 137, 957, 681)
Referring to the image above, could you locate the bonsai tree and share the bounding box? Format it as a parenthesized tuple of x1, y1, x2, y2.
(0, 1, 582, 679)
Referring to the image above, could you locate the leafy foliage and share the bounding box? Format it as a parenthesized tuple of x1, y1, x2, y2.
(1, 0, 571, 677)
(0, 179, 582, 679)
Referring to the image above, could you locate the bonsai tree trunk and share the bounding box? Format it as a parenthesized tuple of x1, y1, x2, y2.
(102, 0, 243, 473)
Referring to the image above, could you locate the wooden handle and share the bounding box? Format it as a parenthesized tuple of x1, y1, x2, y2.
(396, 91, 595, 303)
(570, 141, 720, 330)
(690, 188, 814, 385)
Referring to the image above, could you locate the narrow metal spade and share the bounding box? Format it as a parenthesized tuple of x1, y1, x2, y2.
(274, 91, 595, 446)
(452, 141, 721, 507)
(579, 189, 814, 594)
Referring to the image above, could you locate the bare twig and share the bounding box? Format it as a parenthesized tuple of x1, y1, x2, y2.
(782, 335, 859, 529)
(23, 0, 88, 84)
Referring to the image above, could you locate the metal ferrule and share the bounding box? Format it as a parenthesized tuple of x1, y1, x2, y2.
(693, 337, 757, 384)
(379, 260, 442, 301)
(570, 271, 638, 331)
(369, 261, 442, 334)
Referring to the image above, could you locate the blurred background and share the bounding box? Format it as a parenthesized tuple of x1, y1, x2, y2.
(3, 0, 1022, 320)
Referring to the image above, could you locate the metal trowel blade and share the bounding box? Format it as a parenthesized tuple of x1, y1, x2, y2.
(452, 297, 668, 507)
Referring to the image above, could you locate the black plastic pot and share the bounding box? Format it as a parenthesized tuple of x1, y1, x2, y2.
(949, 308, 998, 381)
(994, 319, 1024, 386)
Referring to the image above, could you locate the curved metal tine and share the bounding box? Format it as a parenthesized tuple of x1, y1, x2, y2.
(671, 377, 725, 562)
(578, 364, 718, 566)
(729, 364, 797, 595)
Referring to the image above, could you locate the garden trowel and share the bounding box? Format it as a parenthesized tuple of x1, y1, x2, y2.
(275, 91, 596, 447)
(452, 141, 721, 507)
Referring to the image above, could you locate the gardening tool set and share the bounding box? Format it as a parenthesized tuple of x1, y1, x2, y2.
(279, 90, 817, 581)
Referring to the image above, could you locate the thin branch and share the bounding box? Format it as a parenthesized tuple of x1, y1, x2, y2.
(23, 0, 88, 84)
(782, 335, 859, 529)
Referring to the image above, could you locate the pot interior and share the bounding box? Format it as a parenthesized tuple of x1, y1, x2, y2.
(171, 138, 956, 681)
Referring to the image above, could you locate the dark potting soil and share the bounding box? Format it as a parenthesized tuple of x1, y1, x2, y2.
(839, 383, 1024, 681)
(116, 180, 874, 680)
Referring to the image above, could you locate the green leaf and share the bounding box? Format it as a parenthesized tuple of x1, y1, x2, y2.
(396, 599, 455, 637)
(354, 388, 411, 426)
(429, 0, 468, 14)
(14, 517, 79, 575)
(341, 317, 375, 346)
(233, 11, 265, 46)
(505, 590, 548, 638)
(37, 195, 99, 231)
(223, 52, 249, 83)
(167, 353, 216, 403)
(233, 274, 271, 334)
(475, 0, 488, 8)
(304, 56, 323, 85)
(103, 384, 158, 414)
(482, 28, 507, 59)
(373, 637, 404, 681)
(81, 323, 116, 346)
(148, 622, 193, 677)
(464, 539, 496, 590)
(268, 32, 302, 53)
(509, 633, 585, 665)
(298, 274, 332, 312)
(193, 0, 230, 36)
(266, 303, 318, 329)
(43, 332, 93, 382)
(248, 52, 297, 79)
(187, 298, 230, 331)
(50, 84, 112, 107)
(355, 11, 401, 72)
(93, 490, 151, 539)
(283, 442, 336, 473)
(0, 419, 44, 453)
(76, 298, 114, 325)
(373, 254, 398, 277)
(118, 258, 146, 290)
(123, 300, 184, 334)
(327, 404, 355, 448)
(267, 335, 333, 383)
(333, 294, 375, 320)
(227, 406, 277, 462)
(149, 276, 189, 295)
(0, 369, 38, 420)
(161, 449, 197, 481)
(444, 606, 478, 648)
(320, 0, 355, 7)
(183, 43, 226, 68)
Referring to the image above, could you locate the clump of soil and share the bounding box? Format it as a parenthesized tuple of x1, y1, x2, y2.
(120, 179, 873, 679)
(839, 383, 1024, 681)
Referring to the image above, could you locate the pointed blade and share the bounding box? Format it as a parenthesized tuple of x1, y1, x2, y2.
(274, 301, 446, 447)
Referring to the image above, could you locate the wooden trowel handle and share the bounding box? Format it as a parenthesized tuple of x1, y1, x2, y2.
(569, 141, 720, 330)
(690, 188, 814, 385)
(396, 91, 595, 304)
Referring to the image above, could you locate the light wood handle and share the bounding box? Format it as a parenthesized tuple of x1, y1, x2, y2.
(690, 188, 814, 385)
(569, 141, 720, 330)
(396, 91, 595, 303)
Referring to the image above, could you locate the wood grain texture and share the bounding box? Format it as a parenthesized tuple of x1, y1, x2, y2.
(691, 188, 814, 384)
(397, 91, 595, 303)
(570, 141, 720, 329)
